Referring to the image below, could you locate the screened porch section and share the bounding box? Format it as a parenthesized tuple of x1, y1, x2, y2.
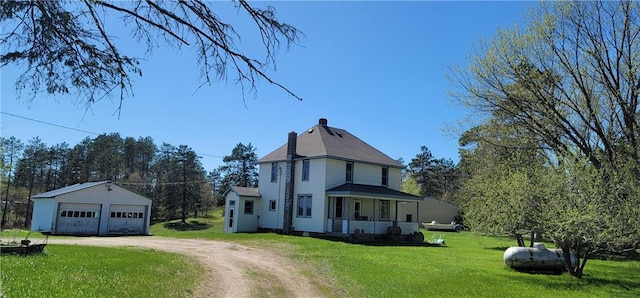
(325, 184, 423, 235)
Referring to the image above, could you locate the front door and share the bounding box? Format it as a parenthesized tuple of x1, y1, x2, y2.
(354, 200, 362, 220)
(333, 197, 343, 232)
(227, 208, 235, 233)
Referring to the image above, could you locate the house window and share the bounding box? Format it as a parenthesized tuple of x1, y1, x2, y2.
(379, 200, 390, 220)
(244, 201, 254, 214)
(302, 159, 310, 181)
(346, 162, 353, 183)
(297, 194, 312, 218)
(269, 200, 277, 211)
(354, 200, 362, 219)
(382, 167, 389, 187)
(271, 162, 278, 183)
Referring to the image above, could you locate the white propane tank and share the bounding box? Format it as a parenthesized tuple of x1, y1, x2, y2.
(503, 243, 577, 272)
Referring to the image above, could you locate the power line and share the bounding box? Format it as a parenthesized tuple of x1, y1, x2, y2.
(1, 111, 225, 160)
(1, 111, 100, 135)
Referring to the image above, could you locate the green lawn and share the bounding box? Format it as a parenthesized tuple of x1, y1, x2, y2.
(1, 244, 203, 298)
(150, 211, 640, 297)
(3, 210, 639, 297)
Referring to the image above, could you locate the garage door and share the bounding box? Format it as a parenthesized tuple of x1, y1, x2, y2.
(107, 204, 147, 235)
(55, 203, 101, 235)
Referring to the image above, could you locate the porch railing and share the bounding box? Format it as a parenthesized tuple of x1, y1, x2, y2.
(326, 219, 419, 235)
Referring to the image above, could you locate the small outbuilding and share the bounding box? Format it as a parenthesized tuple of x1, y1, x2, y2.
(399, 197, 461, 225)
(30, 181, 152, 236)
(223, 186, 261, 233)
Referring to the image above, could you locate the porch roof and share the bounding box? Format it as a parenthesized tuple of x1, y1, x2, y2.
(326, 184, 423, 201)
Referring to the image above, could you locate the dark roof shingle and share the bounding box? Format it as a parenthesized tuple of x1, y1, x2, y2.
(230, 186, 261, 197)
(259, 122, 403, 168)
(326, 183, 422, 201)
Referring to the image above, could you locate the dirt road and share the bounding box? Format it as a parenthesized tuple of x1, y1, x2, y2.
(47, 237, 324, 298)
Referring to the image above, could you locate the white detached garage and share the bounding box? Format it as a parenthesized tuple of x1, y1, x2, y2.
(30, 181, 152, 236)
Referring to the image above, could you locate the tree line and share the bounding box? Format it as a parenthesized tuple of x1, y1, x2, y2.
(0, 134, 259, 228)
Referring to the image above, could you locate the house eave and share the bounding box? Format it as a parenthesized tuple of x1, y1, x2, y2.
(259, 155, 405, 169)
(326, 183, 423, 202)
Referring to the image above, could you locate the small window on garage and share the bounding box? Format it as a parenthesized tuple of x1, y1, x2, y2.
(138, 212, 143, 218)
(73, 211, 80, 217)
(80, 211, 86, 217)
(111, 212, 116, 218)
(244, 201, 254, 214)
(61, 211, 67, 217)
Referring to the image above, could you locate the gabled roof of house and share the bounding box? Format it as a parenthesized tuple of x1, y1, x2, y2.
(258, 119, 403, 168)
(326, 183, 423, 201)
(229, 186, 261, 197)
(31, 181, 109, 198)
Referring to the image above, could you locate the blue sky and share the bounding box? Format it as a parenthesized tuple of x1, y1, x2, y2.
(1, 1, 533, 171)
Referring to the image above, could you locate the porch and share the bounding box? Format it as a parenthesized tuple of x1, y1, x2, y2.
(326, 218, 419, 235)
(325, 183, 423, 235)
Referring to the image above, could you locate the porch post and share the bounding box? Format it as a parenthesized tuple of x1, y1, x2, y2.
(345, 197, 351, 233)
(416, 202, 419, 223)
(395, 200, 399, 223)
(372, 199, 376, 234)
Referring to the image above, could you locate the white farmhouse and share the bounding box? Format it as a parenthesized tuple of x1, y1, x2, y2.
(224, 118, 423, 235)
(30, 181, 152, 236)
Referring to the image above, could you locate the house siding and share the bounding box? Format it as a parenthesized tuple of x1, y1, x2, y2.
(353, 163, 382, 186)
(292, 158, 327, 233)
(388, 167, 402, 190)
(325, 158, 348, 189)
(257, 162, 285, 230)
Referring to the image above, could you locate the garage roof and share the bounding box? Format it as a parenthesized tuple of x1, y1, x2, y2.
(32, 181, 109, 198)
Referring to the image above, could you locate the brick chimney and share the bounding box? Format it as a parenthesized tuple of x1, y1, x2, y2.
(282, 131, 297, 234)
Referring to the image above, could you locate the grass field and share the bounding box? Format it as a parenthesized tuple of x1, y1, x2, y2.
(0, 243, 203, 298)
(150, 210, 640, 297)
(3, 209, 639, 297)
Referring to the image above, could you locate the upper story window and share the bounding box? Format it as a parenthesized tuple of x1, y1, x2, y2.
(302, 159, 310, 181)
(271, 162, 278, 183)
(381, 167, 389, 187)
(346, 161, 353, 183)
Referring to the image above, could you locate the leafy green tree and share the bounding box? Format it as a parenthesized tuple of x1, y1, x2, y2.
(1, 0, 302, 112)
(219, 142, 258, 189)
(538, 156, 640, 277)
(14, 137, 48, 227)
(90, 133, 124, 182)
(451, 1, 640, 277)
(401, 174, 421, 196)
(175, 145, 205, 222)
(207, 169, 225, 206)
(408, 146, 456, 198)
(451, 1, 640, 173)
(67, 137, 93, 184)
(1, 137, 23, 228)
